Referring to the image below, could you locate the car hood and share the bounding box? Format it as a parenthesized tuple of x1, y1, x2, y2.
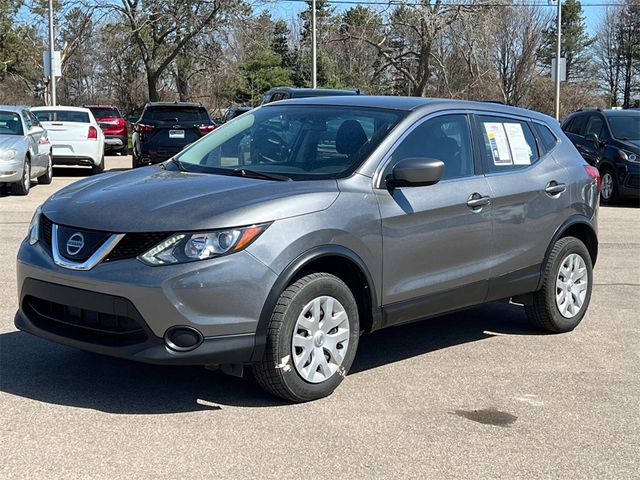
(0, 135, 25, 150)
(43, 166, 340, 232)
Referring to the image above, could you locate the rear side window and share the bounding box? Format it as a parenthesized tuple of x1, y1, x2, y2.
(143, 107, 210, 123)
(478, 115, 539, 173)
(33, 110, 90, 123)
(533, 122, 559, 154)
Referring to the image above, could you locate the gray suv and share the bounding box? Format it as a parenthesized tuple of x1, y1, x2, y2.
(15, 97, 600, 402)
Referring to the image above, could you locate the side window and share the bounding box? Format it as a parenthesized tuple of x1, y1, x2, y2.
(533, 122, 558, 155)
(390, 114, 474, 181)
(22, 111, 33, 131)
(478, 115, 540, 173)
(567, 115, 587, 135)
(585, 115, 604, 138)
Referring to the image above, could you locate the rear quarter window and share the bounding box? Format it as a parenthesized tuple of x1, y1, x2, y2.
(533, 122, 559, 155)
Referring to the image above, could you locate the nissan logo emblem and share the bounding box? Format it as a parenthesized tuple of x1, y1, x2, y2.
(66, 233, 85, 256)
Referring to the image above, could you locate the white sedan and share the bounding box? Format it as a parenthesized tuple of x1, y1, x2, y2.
(31, 106, 105, 174)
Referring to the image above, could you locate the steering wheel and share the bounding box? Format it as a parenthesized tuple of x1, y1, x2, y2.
(252, 129, 289, 164)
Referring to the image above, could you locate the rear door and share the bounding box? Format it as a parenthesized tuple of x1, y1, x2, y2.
(375, 113, 493, 326)
(474, 114, 572, 301)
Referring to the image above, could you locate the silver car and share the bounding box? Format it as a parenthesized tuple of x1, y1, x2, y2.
(15, 97, 600, 401)
(0, 106, 53, 195)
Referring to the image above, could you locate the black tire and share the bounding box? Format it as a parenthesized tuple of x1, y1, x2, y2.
(253, 273, 360, 402)
(38, 152, 53, 185)
(599, 167, 618, 205)
(525, 237, 593, 333)
(132, 152, 142, 168)
(91, 156, 105, 175)
(11, 158, 31, 196)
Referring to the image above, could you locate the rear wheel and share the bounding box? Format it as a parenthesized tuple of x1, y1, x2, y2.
(38, 152, 53, 185)
(253, 273, 360, 402)
(132, 151, 143, 168)
(11, 157, 31, 196)
(91, 156, 105, 175)
(525, 237, 593, 333)
(600, 168, 618, 204)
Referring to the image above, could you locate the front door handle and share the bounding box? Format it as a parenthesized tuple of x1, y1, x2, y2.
(467, 193, 491, 210)
(545, 181, 566, 195)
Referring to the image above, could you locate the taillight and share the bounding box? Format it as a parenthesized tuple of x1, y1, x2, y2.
(88, 126, 98, 140)
(584, 165, 602, 192)
(134, 123, 155, 133)
(198, 124, 216, 134)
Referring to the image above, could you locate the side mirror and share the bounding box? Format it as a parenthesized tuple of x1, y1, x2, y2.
(28, 126, 44, 135)
(585, 133, 599, 145)
(387, 157, 445, 189)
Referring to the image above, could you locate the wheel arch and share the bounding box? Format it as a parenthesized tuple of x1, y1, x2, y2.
(251, 245, 381, 362)
(538, 216, 598, 290)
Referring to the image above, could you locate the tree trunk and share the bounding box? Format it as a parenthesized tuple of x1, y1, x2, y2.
(147, 71, 159, 102)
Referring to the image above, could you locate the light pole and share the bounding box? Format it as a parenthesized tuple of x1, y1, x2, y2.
(311, 0, 317, 89)
(554, 0, 562, 120)
(48, 0, 57, 106)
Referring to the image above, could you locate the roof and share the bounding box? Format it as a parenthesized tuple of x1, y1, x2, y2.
(30, 105, 92, 112)
(264, 95, 556, 122)
(0, 105, 25, 113)
(267, 87, 361, 96)
(83, 105, 119, 109)
(601, 109, 640, 116)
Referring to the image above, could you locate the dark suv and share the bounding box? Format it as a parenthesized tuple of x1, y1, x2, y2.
(561, 109, 640, 203)
(261, 87, 363, 105)
(84, 105, 128, 155)
(131, 102, 216, 167)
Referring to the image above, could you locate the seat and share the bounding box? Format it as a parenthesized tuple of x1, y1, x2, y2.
(335, 120, 368, 156)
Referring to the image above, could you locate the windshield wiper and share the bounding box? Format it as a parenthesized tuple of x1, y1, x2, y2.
(171, 157, 186, 171)
(230, 168, 291, 182)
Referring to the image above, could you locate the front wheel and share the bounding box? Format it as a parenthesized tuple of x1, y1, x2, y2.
(11, 158, 31, 195)
(253, 273, 360, 402)
(525, 237, 593, 333)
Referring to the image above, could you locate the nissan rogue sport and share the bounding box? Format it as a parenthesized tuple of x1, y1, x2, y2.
(15, 97, 600, 402)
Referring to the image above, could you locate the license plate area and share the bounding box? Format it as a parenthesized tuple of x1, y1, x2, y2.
(169, 130, 185, 139)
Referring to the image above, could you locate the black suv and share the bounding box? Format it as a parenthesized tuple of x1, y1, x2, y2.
(561, 109, 640, 203)
(261, 87, 363, 105)
(131, 102, 216, 167)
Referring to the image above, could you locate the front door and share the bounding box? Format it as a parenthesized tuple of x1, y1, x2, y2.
(375, 113, 493, 327)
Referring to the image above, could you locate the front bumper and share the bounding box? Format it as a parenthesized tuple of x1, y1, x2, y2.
(619, 162, 640, 198)
(0, 158, 24, 183)
(16, 238, 278, 365)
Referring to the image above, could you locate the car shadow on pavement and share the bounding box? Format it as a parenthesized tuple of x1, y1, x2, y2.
(0, 302, 540, 413)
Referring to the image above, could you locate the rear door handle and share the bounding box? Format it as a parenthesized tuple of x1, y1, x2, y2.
(467, 193, 491, 210)
(545, 181, 566, 195)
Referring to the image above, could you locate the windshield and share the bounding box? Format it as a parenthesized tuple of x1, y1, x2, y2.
(33, 110, 90, 123)
(0, 111, 23, 135)
(174, 105, 405, 180)
(88, 108, 120, 119)
(608, 115, 640, 140)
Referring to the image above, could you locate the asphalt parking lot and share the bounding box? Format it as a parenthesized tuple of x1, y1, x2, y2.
(1, 156, 639, 479)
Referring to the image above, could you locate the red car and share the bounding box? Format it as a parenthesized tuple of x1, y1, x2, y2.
(84, 105, 128, 155)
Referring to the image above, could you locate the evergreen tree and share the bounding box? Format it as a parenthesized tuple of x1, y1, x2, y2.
(539, 0, 594, 81)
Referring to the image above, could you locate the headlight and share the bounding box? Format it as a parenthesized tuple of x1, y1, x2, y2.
(138, 224, 269, 266)
(27, 206, 41, 245)
(0, 148, 18, 161)
(618, 149, 639, 163)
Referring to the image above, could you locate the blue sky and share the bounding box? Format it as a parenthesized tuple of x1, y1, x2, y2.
(264, 1, 612, 34)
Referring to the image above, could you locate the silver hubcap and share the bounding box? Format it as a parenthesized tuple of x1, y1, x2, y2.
(601, 173, 613, 200)
(47, 155, 52, 177)
(291, 295, 350, 383)
(556, 253, 588, 318)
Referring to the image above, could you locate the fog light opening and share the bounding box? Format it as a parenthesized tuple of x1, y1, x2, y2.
(164, 326, 204, 352)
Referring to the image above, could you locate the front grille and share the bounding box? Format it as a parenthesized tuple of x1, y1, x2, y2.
(104, 232, 172, 262)
(41, 215, 53, 251)
(23, 296, 147, 346)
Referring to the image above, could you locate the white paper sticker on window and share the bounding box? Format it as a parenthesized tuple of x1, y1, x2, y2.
(484, 122, 512, 165)
(503, 123, 532, 165)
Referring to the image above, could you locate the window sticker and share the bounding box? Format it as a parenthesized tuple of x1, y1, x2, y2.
(503, 123, 532, 165)
(483, 122, 512, 165)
